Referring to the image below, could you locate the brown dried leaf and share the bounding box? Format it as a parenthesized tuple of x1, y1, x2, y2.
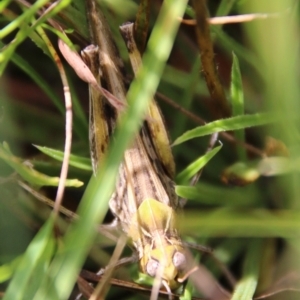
(58, 39, 126, 111)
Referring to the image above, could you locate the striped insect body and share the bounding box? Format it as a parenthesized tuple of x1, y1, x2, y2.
(85, 1, 188, 293)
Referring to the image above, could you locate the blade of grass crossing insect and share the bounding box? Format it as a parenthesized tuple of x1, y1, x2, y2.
(230, 52, 246, 161)
(126, 0, 189, 110)
(3, 217, 55, 300)
(35, 1, 189, 299)
(173, 112, 280, 146)
(176, 144, 222, 184)
(231, 239, 262, 300)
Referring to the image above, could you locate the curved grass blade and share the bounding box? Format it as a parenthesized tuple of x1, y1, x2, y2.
(176, 144, 222, 184)
(173, 112, 281, 146)
(34, 145, 92, 171)
(0, 143, 83, 187)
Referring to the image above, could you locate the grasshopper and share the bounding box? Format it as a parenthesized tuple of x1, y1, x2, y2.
(83, 0, 188, 295)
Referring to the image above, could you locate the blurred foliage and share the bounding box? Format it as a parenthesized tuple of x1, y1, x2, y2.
(0, 0, 300, 299)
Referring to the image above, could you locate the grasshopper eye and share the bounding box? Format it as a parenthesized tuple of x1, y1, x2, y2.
(146, 258, 159, 277)
(173, 251, 186, 270)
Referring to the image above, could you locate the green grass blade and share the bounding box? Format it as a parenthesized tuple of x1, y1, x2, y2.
(215, 0, 236, 16)
(0, 143, 83, 187)
(0, 0, 13, 13)
(172, 56, 201, 139)
(175, 183, 260, 206)
(0, 0, 50, 39)
(173, 112, 281, 146)
(34, 145, 92, 171)
(231, 239, 262, 300)
(3, 217, 55, 300)
(212, 26, 261, 75)
(180, 209, 300, 238)
(176, 144, 222, 184)
(0, 0, 71, 75)
(230, 52, 246, 161)
(0, 256, 22, 283)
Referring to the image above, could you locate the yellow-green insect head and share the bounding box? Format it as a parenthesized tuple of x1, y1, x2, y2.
(140, 243, 186, 290)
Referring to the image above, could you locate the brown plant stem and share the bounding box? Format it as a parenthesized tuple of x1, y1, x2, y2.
(192, 0, 230, 119)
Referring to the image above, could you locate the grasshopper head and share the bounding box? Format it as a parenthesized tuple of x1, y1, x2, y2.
(140, 243, 187, 290)
(129, 199, 187, 290)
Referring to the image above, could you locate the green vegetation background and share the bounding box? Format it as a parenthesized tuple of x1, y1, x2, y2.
(0, 0, 300, 299)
